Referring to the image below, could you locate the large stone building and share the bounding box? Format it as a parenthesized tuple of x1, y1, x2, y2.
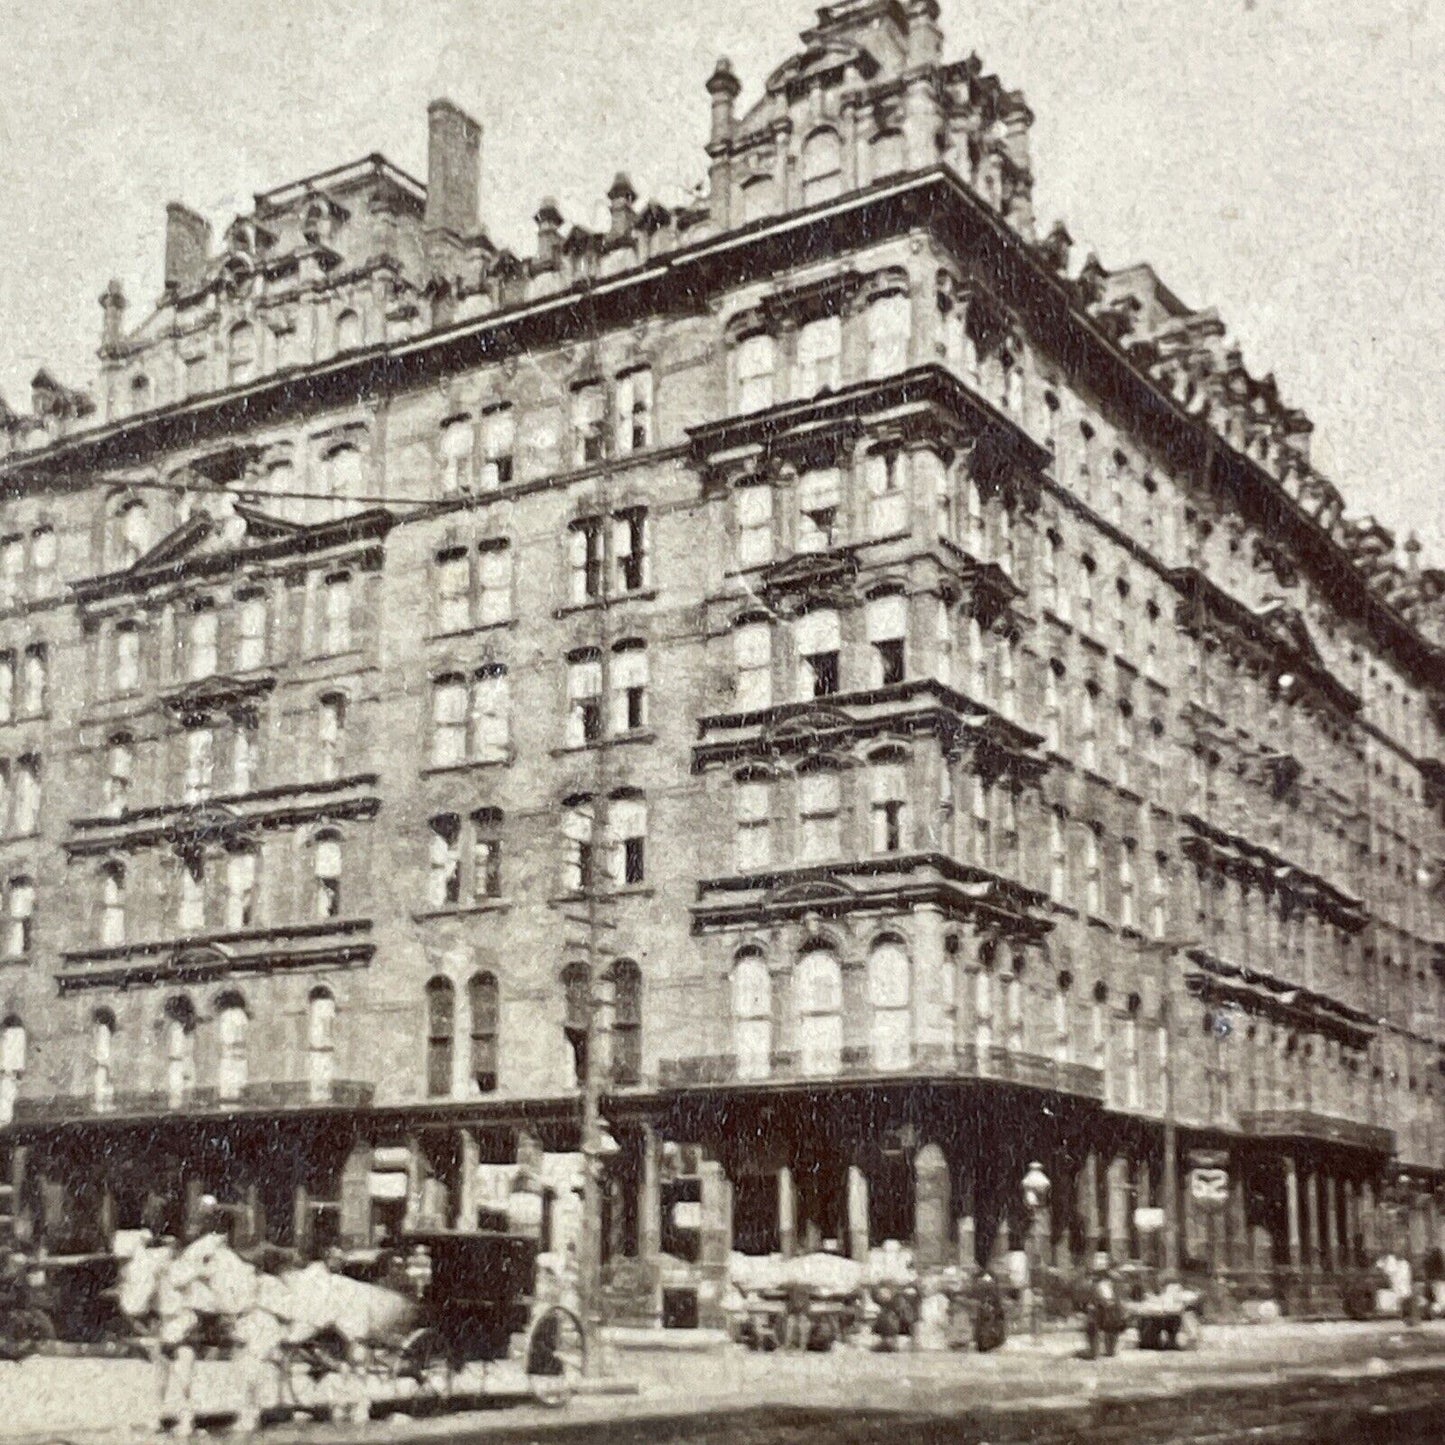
(1, 0, 1443, 1320)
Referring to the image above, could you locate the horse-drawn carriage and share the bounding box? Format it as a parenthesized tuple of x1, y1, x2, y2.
(1, 1249, 126, 1358)
(118, 1224, 585, 1433)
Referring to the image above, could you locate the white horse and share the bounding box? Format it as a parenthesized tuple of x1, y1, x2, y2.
(117, 1239, 415, 1434)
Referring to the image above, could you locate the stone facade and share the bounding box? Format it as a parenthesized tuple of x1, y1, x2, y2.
(0, 0, 1443, 1316)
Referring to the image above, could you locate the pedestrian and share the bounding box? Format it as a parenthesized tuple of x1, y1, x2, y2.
(783, 1276, 812, 1351)
(1084, 1256, 1126, 1360)
(973, 1270, 1007, 1353)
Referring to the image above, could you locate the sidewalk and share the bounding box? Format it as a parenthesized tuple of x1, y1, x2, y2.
(2, 1318, 1444, 1442)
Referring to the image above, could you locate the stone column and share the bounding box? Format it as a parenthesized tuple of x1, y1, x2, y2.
(1323, 1171, 1339, 1271)
(1106, 1154, 1130, 1264)
(914, 1144, 951, 1269)
(1344, 1179, 1361, 1265)
(1304, 1168, 1322, 1275)
(293, 1182, 311, 1256)
(1227, 1164, 1247, 1271)
(778, 1165, 797, 1259)
(1284, 1156, 1302, 1269)
(1079, 1149, 1100, 1257)
(638, 1126, 662, 1260)
(456, 1128, 480, 1232)
(847, 1164, 870, 1265)
(956, 1161, 977, 1269)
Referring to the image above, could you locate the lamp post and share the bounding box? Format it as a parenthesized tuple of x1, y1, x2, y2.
(1022, 1161, 1051, 1339)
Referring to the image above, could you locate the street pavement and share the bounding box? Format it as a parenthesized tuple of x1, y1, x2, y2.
(3, 1318, 1445, 1442)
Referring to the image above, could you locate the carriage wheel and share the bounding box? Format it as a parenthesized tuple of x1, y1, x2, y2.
(394, 1328, 453, 1402)
(281, 1334, 346, 1417)
(527, 1306, 584, 1408)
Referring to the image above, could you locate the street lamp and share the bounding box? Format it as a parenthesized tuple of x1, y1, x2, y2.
(1022, 1161, 1051, 1339)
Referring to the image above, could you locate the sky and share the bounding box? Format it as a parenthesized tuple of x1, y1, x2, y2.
(1, 0, 1442, 560)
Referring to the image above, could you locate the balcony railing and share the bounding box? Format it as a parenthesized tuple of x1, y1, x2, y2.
(657, 1042, 1104, 1101)
(12, 1079, 374, 1126)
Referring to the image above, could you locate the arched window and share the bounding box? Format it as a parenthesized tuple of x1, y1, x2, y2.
(177, 851, 206, 933)
(5, 875, 34, 957)
(866, 591, 907, 685)
(795, 606, 840, 699)
(321, 571, 352, 654)
(322, 446, 364, 519)
(100, 860, 126, 946)
(796, 947, 843, 1076)
(318, 692, 346, 782)
(865, 451, 908, 538)
(216, 991, 249, 1102)
(30, 525, 56, 581)
(471, 663, 510, 761)
(428, 813, 462, 907)
(739, 174, 776, 225)
(431, 673, 468, 766)
(105, 734, 134, 817)
(20, 643, 46, 717)
(612, 959, 642, 1085)
(227, 323, 257, 385)
(164, 996, 197, 1108)
(14, 756, 39, 835)
(92, 1008, 116, 1111)
(801, 128, 844, 204)
(468, 972, 499, 1093)
(0, 1015, 24, 1124)
(794, 317, 842, 399)
(612, 639, 648, 734)
(798, 763, 842, 862)
(307, 987, 336, 1102)
(183, 725, 214, 805)
(335, 309, 362, 353)
(312, 830, 342, 920)
(425, 977, 455, 1098)
(735, 482, 774, 568)
(732, 951, 772, 1081)
(868, 938, 911, 1071)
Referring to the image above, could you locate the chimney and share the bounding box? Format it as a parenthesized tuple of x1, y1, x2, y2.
(425, 99, 482, 237)
(99, 279, 128, 355)
(535, 198, 563, 269)
(164, 203, 212, 296)
(608, 174, 637, 241)
(706, 58, 741, 148)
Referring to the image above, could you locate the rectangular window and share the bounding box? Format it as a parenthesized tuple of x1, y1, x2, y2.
(225, 850, 258, 930)
(867, 593, 908, 688)
(569, 518, 604, 605)
(322, 574, 352, 654)
(236, 593, 267, 671)
(567, 654, 604, 747)
(799, 770, 842, 861)
(183, 728, 214, 804)
(614, 509, 648, 592)
(13, 758, 38, 836)
(0, 652, 13, 722)
(571, 381, 607, 466)
(735, 779, 772, 871)
(563, 802, 595, 893)
(797, 469, 840, 553)
(736, 484, 774, 568)
(178, 858, 206, 934)
(477, 542, 512, 626)
(866, 294, 911, 379)
(480, 405, 516, 488)
(6, 878, 34, 956)
(866, 453, 908, 537)
(114, 624, 140, 694)
(795, 315, 842, 398)
(472, 809, 503, 899)
(188, 606, 218, 680)
(231, 723, 256, 793)
(615, 368, 653, 454)
(429, 814, 462, 908)
(609, 797, 647, 886)
(431, 677, 468, 767)
(735, 333, 776, 414)
(105, 739, 133, 817)
(470, 664, 510, 761)
(870, 763, 908, 854)
(436, 549, 471, 633)
(734, 622, 772, 712)
(0, 537, 22, 608)
(318, 695, 345, 782)
(20, 645, 45, 717)
(796, 608, 841, 700)
(313, 836, 342, 920)
(612, 645, 648, 733)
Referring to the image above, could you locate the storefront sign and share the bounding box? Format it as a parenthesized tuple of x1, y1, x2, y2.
(1134, 1206, 1165, 1233)
(367, 1170, 408, 1201)
(1189, 1168, 1229, 1209)
(670, 1200, 703, 1231)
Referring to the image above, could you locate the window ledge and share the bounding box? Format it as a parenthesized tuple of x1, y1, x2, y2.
(552, 731, 657, 757)
(413, 901, 512, 923)
(1085, 914, 1115, 933)
(548, 886, 655, 907)
(426, 619, 517, 644)
(1041, 610, 1073, 634)
(554, 589, 658, 619)
(421, 755, 513, 778)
